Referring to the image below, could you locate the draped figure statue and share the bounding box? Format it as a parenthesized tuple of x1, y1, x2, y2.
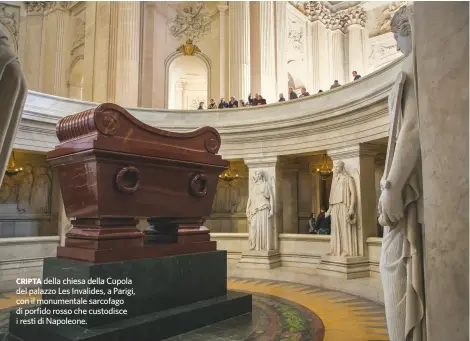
(0, 24, 28, 186)
(246, 170, 275, 251)
(325, 161, 358, 257)
(378, 6, 426, 341)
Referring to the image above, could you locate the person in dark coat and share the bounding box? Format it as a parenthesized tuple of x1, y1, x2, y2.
(352, 70, 361, 81)
(278, 93, 286, 102)
(288, 87, 298, 100)
(299, 87, 310, 97)
(228, 96, 238, 108)
(218, 98, 228, 109)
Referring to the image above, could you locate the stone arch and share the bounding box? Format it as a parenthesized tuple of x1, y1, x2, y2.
(67, 55, 84, 100)
(164, 51, 211, 109)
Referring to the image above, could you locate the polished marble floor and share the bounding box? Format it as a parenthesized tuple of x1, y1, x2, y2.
(0, 278, 389, 341)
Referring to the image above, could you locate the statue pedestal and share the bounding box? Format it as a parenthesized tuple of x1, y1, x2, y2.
(237, 250, 281, 269)
(317, 255, 369, 279)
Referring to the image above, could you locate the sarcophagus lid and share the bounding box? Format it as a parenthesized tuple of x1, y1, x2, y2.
(47, 103, 228, 219)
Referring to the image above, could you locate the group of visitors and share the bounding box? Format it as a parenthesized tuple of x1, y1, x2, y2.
(307, 208, 331, 235)
(197, 71, 362, 110)
(329, 71, 361, 90)
(198, 93, 268, 110)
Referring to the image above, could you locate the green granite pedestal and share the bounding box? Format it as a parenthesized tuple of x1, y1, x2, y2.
(8, 251, 252, 341)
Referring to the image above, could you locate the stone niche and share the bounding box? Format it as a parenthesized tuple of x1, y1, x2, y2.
(0, 150, 57, 237)
(206, 160, 249, 233)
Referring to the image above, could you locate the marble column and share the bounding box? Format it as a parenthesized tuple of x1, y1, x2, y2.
(24, 2, 46, 91)
(346, 24, 366, 81)
(114, 1, 140, 107)
(238, 157, 282, 269)
(229, 1, 250, 101)
(308, 21, 330, 93)
(42, 2, 69, 96)
(218, 5, 228, 100)
(317, 144, 378, 279)
(282, 164, 299, 234)
(258, 1, 276, 103)
(414, 2, 469, 340)
(329, 29, 346, 85)
(275, 1, 288, 99)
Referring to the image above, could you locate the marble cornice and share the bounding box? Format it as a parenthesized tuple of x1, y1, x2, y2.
(327, 143, 380, 161)
(244, 156, 280, 169)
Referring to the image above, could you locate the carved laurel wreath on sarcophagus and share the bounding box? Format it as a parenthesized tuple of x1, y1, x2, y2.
(53, 103, 226, 197)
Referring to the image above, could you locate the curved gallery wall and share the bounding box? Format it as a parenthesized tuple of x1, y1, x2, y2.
(0, 58, 401, 294)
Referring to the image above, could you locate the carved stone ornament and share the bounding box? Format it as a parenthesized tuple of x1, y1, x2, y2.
(0, 4, 18, 38)
(373, 2, 408, 37)
(72, 18, 85, 49)
(288, 27, 303, 50)
(168, 1, 211, 44)
(45, 1, 69, 12)
(25, 1, 46, 13)
(292, 2, 366, 32)
(176, 39, 201, 56)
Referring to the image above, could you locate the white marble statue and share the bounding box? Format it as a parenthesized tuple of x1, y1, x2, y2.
(31, 166, 52, 214)
(0, 24, 28, 187)
(17, 164, 34, 212)
(246, 170, 275, 251)
(325, 161, 358, 257)
(377, 5, 425, 341)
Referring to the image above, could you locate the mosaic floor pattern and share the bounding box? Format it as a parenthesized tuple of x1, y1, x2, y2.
(0, 278, 389, 341)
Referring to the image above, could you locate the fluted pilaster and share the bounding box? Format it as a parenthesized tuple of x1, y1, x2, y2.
(229, 1, 250, 101)
(308, 21, 329, 93)
(218, 5, 229, 100)
(275, 1, 288, 99)
(115, 1, 140, 107)
(330, 30, 346, 85)
(107, 2, 119, 103)
(347, 24, 366, 79)
(42, 3, 68, 96)
(259, 1, 276, 103)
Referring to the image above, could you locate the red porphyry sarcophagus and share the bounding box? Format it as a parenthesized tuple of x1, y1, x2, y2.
(47, 103, 228, 263)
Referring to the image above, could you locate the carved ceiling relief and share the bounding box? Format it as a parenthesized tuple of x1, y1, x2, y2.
(0, 3, 19, 50)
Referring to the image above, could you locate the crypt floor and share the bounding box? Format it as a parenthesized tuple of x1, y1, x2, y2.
(0, 278, 389, 341)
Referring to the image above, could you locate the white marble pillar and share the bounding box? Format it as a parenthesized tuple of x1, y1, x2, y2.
(238, 157, 282, 269)
(327, 144, 378, 257)
(114, 1, 141, 107)
(414, 2, 469, 340)
(42, 3, 69, 96)
(258, 1, 276, 103)
(218, 5, 229, 100)
(275, 1, 288, 99)
(282, 164, 299, 234)
(308, 21, 329, 93)
(347, 24, 366, 81)
(229, 1, 250, 101)
(329, 29, 346, 85)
